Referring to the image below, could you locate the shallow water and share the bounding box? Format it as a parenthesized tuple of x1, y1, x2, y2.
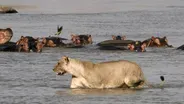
(1, 0, 184, 104)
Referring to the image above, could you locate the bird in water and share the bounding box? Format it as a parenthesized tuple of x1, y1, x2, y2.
(160, 76, 165, 88)
(55, 26, 63, 35)
(160, 76, 164, 81)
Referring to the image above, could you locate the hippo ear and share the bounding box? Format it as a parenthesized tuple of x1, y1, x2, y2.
(62, 56, 69, 64)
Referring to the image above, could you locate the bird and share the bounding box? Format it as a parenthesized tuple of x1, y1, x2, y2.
(160, 76, 165, 88)
(55, 26, 63, 35)
(160, 76, 164, 81)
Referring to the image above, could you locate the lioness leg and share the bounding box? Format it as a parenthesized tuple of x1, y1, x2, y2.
(70, 76, 87, 88)
(124, 76, 144, 88)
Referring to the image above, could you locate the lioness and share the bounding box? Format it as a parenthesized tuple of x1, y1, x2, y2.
(53, 56, 145, 89)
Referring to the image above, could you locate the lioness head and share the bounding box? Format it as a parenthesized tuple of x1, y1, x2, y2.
(53, 56, 69, 75)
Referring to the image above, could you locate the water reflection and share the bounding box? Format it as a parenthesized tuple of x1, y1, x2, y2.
(55, 82, 184, 96)
(56, 88, 138, 96)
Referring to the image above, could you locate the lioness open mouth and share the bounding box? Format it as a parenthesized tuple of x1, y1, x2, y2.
(56, 72, 65, 75)
(57, 72, 62, 75)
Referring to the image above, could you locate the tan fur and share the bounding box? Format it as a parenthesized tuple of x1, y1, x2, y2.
(53, 57, 145, 89)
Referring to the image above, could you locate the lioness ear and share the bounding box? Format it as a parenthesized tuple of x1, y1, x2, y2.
(62, 56, 69, 64)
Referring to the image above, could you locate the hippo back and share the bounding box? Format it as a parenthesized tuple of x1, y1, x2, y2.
(45, 37, 65, 46)
(97, 40, 135, 47)
(0, 6, 18, 13)
(0, 42, 16, 51)
(177, 44, 184, 50)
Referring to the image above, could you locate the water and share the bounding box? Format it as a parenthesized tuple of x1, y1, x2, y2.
(1, 0, 184, 103)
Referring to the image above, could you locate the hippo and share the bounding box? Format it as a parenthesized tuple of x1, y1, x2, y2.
(112, 35, 126, 40)
(16, 36, 44, 52)
(0, 28, 13, 45)
(42, 36, 66, 47)
(0, 42, 17, 52)
(128, 41, 147, 52)
(142, 36, 173, 47)
(71, 34, 93, 45)
(97, 39, 146, 52)
(0, 28, 16, 52)
(97, 40, 135, 50)
(177, 44, 184, 50)
(0, 6, 18, 13)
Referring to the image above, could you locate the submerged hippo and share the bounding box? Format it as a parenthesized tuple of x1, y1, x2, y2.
(177, 44, 184, 50)
(0, 6, 18, 13)
(42, 36, 67, 47)
(0, 28, 13, 45)
(142, 36, 173, 47)
(0, 28, 15, 51)
(16, 36, 45, 52)
(97, 40, 135, 50)
(0, 42, 17, 52)
(97, 40, 146, 52)
(71, 34, 93, 45)
(128, 41, 147, 52)
(112, 35, 126, 40)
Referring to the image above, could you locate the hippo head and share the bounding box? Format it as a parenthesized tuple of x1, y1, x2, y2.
(16, 36, 29, 52)
(35, 40, 45, 52)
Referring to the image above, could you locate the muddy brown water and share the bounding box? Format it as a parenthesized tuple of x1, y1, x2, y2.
(1, 0, 184, 103)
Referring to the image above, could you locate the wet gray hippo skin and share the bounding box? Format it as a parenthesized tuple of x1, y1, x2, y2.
(97, 40, 135, 50)
(177, 44, 184, 50)
(0, 6, 18, 13)
(0, 42, 17, 52)
(97, 40, 146, 52)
